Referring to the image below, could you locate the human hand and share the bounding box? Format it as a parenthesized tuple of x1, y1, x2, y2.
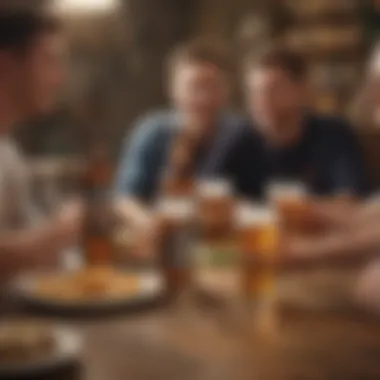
(277, 235, 323, 270)
(53, 198, 85, 246)
(304, 198, 356, 231)
(132, 212, 162, 259)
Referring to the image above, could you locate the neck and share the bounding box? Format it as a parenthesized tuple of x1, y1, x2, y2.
(0, 88, 18, 136)
(181, 114, 219, 147)
(268, 111, 304, 148)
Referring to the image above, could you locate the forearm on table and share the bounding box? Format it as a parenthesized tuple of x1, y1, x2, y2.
(113, 196, 152, 228)
(350, 198, 380, 227)
(283, 226, 380, 271)
(313, 197, 377, 233)
(0, 222, 65, 273)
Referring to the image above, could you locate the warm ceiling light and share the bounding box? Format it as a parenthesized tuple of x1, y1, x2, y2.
(54, 0, 118, 14)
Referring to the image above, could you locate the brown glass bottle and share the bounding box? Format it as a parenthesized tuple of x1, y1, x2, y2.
(161, 132, 198, 197)
(159, 132, 197, 298)
(82, 144, 115, 266)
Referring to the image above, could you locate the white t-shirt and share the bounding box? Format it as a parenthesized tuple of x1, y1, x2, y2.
(0, 138, 40, 230)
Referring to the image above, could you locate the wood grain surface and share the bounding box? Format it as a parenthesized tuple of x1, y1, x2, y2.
(8, 267, 380, 380)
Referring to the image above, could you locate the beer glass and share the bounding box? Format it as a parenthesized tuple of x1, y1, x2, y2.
(266, 181, 308, 234)
(193, 178, 241, 307)
(237, 204, 279, 303)
(195, 178, 235, 242)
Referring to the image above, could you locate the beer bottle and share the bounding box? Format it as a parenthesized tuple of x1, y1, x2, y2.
(161, 132, 198, 197)
(158, 132, 197, 299)
(82, 143, 115, 266)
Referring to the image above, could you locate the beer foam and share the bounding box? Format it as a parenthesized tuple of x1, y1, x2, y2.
(236, 203, 277, 227)
(196, 178, 233, 198)
(156, 197, 193, 220)
(266, 181, 307, 200)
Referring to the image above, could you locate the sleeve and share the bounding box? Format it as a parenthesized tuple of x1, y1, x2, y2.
(5, 142, 44, 228)
(328, 122, 370, 197)
(114, 116, 162, 201)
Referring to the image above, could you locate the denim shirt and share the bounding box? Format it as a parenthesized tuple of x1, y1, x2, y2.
(114, 110, 249, 202)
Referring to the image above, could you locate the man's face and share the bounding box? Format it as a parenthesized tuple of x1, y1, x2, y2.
(170, 62, 229, 129)
(246, 67, 305, 137)
(8, 32, 66, 119)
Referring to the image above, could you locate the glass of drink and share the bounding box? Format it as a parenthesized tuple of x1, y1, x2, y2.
(195, 178, 235, 242)
(266, 181, 308, 234)
(236, 203, 279, 304)
(236, 203, 280, 337)
(82, 144, 115, 267)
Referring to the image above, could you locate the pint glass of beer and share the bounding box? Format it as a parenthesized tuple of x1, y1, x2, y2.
(195, 178, 235, 242)
(267, 181, 308, 234)
(156, 197, 194, 298)
(237, 204, 279, 303)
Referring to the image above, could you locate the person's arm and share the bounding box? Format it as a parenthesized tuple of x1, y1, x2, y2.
(113, 115, 165, 228)
(281, 221, 380, 271)
(0, 201, 83, 277)
(310, 195, 380, 233)
(113, 197, 152, 230)
(0, 225, 69, 271)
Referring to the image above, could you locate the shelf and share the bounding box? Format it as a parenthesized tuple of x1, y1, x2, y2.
(289, 12, 362, 27)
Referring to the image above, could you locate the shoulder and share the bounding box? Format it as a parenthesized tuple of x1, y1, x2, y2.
(305, 113, 361, 151)
(221, 111, 250, 129)
(221, 111, 249, 126)
(133, 109, 176, 134)
(127, 109, 177, 148)
(0, 138, 24, 162)
(220, 111, 256, 141)
(0, 138, 28, 178)
(219, 113, 262, 159)
(307, 113, 356, 140)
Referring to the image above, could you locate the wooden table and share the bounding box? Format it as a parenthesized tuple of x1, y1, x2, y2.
(39, 305, 380, 380)
(7, 268, 380, 380)
(22, 301, 380, 380)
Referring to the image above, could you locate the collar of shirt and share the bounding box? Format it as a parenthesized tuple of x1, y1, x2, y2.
(167, 110, 244, 176)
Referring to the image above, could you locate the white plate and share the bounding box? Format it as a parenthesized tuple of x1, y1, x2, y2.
(0, 325, 81, 378)
(13, 271, 164, 313)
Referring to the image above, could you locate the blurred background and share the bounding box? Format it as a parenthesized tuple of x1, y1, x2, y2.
(5, 0, 380, 183)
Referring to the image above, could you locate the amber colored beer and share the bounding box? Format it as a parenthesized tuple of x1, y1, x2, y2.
(196, 179, 235, 242)
(161, 175, 194, 198)
(161, 130, 198, 198)
(267, 181, 308, 234)
(158, 130, 199, 297)
(82, 145, 115, 266)
(237, 205, 279, 301)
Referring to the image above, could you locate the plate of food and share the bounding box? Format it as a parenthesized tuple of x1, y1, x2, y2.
(0, 320, 81, 378)
(13, 266, 164, 313)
